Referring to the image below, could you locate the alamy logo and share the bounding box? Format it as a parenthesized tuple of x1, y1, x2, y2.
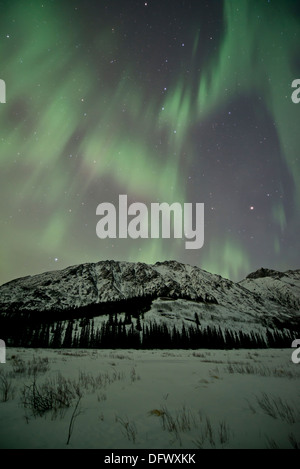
(96, 195, 204, 250)
(291, 79, 300, 104)
(291, 339, 300, 364)
(0, 79, 6, 103)
(0, 340, 6, 363)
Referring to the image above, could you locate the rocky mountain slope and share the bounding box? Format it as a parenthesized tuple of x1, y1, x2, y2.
(0, 260, 299, 335)
(240, 267, 300, 311)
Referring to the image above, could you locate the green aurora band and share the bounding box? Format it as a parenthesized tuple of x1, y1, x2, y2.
(0, 0, 299, 284)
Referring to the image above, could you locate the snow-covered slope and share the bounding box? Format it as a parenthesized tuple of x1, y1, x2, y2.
(240, 268, 300, 311)
(0, 260, 299, 333)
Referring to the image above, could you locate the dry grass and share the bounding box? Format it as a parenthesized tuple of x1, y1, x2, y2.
(149, 404, 232, 448)
(226, 362, 300, 379)
(248, 392, 300, 424)
(116, 415, 137, 443)
(10, 355, 50, 376)
(78, 369, 125, 392)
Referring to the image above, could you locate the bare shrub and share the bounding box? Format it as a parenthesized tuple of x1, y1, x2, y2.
(66, 395, 83, 445)
(0, 372, 15, 402)
(12, 356, 26, 374)
(116, 415, 137, 443)
(130, 367, 140, 383)
(265, 437, 280, 449)
(204, 416, 215, 447)
(12, 356, 50, 376)
(27, 357, 50, 376)
(218, 420, 231, 445)
(152, 405, 203, 446)
(21, 374, 82, 419)
(149, 403, 231, 449)
(194, 417, 231, 448)
(289, 433, 300, 449)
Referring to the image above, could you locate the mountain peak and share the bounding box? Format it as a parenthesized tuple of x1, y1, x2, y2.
(246, 267, 284, 280)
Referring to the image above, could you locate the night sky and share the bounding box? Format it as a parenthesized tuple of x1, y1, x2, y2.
(0, 0, 299, 286)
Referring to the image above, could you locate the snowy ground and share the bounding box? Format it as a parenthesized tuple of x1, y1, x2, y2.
(0, 347, 299, 449)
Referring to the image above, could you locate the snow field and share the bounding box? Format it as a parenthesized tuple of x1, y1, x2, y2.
(0, 347, 299, 449)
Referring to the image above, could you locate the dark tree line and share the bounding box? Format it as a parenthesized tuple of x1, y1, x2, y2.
(1, 311, 297, 349)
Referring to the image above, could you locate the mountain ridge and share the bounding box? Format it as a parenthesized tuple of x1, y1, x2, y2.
(0, 259, 299, 322)
(0, 259, 299, 348)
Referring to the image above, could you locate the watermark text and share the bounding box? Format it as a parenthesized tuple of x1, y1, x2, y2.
(291, 79, 300, 104)
(0, 79, 6, 103)
(0, 339, 6, 363)
(291, 339, 300, 364)
(96, 195, 204, 250)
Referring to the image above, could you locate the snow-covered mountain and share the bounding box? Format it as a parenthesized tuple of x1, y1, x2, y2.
(240, 267, 300, 311)
(0, 260, 299, 335)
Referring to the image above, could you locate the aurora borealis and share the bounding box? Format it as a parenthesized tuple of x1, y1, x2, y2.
(0, 0, 299, 286)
